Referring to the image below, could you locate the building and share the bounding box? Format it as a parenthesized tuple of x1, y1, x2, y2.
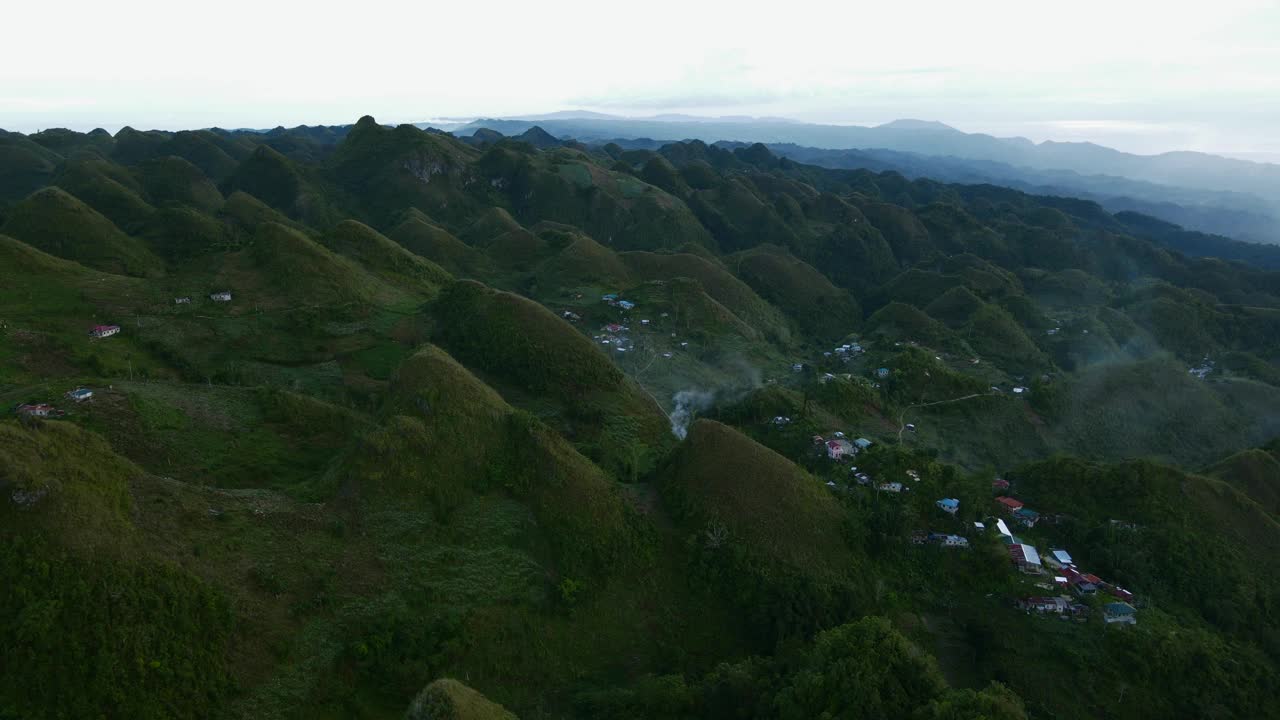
(938, 534, 968, 548)
(174, 297, 191, 304)
(1103, 602, 1137, 625)
(854, 438, 872, 450)
(1103, 584, 1135, 602)
(617, 300, 635, 310)
(16, 403, 56, 417)
(1046, 549, 1074, 569)
(876, 367, 890, 379)
(937, 498, 959, 514)
(88, 324, 120, 338)
(65, 388, 93, 403)
(604, 323, 624, 333)
(210, 291, 232, 302)
(995, 518, 1013, 538)
(1013, 507, 1040, 527)
(1009, 543, 1043, 574)
(878, 482, 903, 493)
(826, 438, 855, 460)
(974, 521, 986, 531)
(1018, 596, 1066, 614)
(995, 496, 1024, 512)
(992, 478, 1010, 490)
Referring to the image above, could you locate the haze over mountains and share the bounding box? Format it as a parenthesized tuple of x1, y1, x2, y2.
(433, 112, 1280, 245)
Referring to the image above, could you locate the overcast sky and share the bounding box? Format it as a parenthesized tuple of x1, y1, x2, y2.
(3, 0, 1277, 158)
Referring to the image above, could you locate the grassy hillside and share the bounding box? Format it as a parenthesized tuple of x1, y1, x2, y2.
(430, 280, 672, 479)
(2, 186, 164, 277)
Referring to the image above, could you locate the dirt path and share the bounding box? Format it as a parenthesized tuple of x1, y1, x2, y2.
(897, 393, 991, 441)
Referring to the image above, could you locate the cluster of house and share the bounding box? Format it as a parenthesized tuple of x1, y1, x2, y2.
(1188, 356, 1214, 379)
(816, 431, 872, 461)
(997, 519, 1139, 625)
(13, 387, 93, 419)
(995, 496, 1040, 527)
(600, 293, 635, 311)
(823, 341, 865, 364)
(174, 292, 232, 305)
(595, 324, 636, 354)
(911, 531, 969, 548)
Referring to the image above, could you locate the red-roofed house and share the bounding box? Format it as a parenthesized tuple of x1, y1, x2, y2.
(88, 324, 120, 339)
(16, 403, 56, 417)
(992, 478, 1011, 490)
(826, 438, 854, 460)
(995, 496, 1024, 512)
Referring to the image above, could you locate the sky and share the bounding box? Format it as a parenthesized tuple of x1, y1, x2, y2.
(3, 0, 1278, 158)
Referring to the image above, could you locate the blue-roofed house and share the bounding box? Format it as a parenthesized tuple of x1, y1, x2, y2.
(936, 498, 959, 514)
(854, 438, 873, 450)
(1103, 602, 1137, 625)
(1013, 507, 1040, 527)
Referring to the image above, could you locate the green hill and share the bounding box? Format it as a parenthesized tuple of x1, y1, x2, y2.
(430, 280, 672, 478)
(1207, 448, 1280, 515)
(135, 156, 224, 212)
(388, 210, 489, 276)
(619, 251, 791, 343)
(320, 219, 451, 293)
(225, 221, 393, 306)
(1, 186, 164, 277)
(729, 244, 861, 339)
(53, 156, 155, 230)
(406, 679, 517, 720)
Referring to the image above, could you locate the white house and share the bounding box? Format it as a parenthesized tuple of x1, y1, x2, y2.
(1046, 549, 1074, 569)
(210, 291, 232, 302)
(878, 482, 904, 493)
(174, 297, 192, 304)
(65, 388, 93, 402)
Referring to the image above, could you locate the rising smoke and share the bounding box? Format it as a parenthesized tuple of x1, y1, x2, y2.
(670, 389, 715, 439)
(668, 355, 764, 439)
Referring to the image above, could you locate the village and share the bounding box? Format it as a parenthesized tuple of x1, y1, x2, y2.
(805, 420, 1140, 630)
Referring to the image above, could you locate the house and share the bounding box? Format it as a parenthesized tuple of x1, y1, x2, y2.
(604, 323, 624, 333)
(937, 534, 968, 548)
(973, 521, 986, 531)
(88, 324, 120, 338)
(854, 438, 872, 450)
(65, 388, 93, 403)
(878, 482, 903, 493)
(210, 291, 232, 302)
(826, 438, 855, 460)
(561, 311, 581, 322)
(876, 367, 890, 379)
(905, 469, 921, 481)
(906, 423, 917, 432)
(1009, 543, 1043, 574)
(1104, 584, 1135, 602)
(1103, 602, 1137, 625)
(995, 518, 1013, 537)
(16, 403, 56, 417)
(1013, 507, 1040, 527)
(601, 293, 618, 301)
(995, 496, 1024, 512)
(174, 297, 191, 304)
(937, 498, 959, 514)
(617, 300, 635, 310)
(992, 478, 1010, 490)
(1046, 549, 1074, 569)
(1018, 596, 1065, 614)
(1012, 386, 1028, 394)
(640, 319, 649, 325)
(792, 363, 804, 372)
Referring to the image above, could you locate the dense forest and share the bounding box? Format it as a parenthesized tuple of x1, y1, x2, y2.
(0, 117, 1277, 719)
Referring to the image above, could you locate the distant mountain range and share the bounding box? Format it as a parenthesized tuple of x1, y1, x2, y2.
(431, 114, 1280, 245)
